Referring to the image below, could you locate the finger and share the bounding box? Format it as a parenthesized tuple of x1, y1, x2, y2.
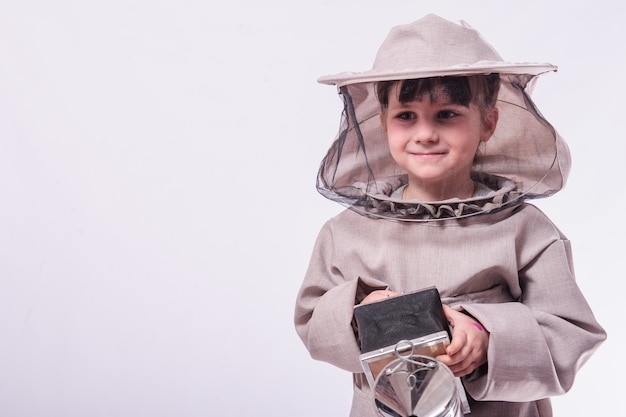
(438, 345, 468, 367)
(361, 290, 398, 304)
(449, 360, 478, 377)
(446, 329, 467, 356)
(442, 304, 457, 326)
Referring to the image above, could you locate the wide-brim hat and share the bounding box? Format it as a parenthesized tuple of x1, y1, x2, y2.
(315, 14, 570, 221)
(318, 14, 557, 87)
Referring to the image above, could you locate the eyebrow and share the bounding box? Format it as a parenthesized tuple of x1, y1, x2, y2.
(391, 97, 464, 107)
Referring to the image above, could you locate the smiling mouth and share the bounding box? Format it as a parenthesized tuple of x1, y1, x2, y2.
(410, 152, 446, 157)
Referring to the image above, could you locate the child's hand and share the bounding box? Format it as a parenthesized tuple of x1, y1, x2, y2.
(436, 305, 489, 377)
(360, 289, 401, 304)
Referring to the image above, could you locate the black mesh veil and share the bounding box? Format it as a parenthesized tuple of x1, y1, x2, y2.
(315, 15, 570, 222)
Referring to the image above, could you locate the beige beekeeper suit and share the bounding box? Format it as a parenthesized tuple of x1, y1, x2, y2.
(294, 14, 606, 417)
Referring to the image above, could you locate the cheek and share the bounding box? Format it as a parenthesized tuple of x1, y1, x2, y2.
(386, 132, 405, 155)
(462, 138, 483, 157)
(385, 131, 406, 165)
(385, 124, 404, 145)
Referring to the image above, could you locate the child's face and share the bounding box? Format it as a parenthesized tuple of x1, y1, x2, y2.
(381, 83, 498, 200)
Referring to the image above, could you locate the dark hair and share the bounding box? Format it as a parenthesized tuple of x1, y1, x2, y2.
(376, 74, 500, 114)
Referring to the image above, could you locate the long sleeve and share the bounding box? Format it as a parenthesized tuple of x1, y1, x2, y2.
(459, 212, 606, 402)
(294, 219, 387, 373)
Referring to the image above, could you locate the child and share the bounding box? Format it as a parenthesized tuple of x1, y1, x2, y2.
(294, 14, 606, 417)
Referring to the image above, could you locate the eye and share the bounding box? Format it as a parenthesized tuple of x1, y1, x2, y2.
(437, 110, 459, 120)
(395, 111, 416, 121)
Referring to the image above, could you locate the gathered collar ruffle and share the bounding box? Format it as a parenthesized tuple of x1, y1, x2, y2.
(350, 173, 521, 221)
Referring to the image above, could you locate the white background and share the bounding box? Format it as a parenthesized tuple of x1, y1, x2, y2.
(0, 1, 622, 416)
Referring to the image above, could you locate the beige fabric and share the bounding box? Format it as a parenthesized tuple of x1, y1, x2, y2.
(294, 205, 606, 417)
(318, 15, 555, 87)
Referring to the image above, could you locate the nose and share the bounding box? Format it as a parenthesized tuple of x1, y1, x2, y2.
(412, 120, 438, 143)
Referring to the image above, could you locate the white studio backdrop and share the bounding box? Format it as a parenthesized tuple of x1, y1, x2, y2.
(0, 1, 622, 416)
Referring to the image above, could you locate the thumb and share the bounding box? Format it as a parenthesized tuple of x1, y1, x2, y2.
(442, 304, 457, 327)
